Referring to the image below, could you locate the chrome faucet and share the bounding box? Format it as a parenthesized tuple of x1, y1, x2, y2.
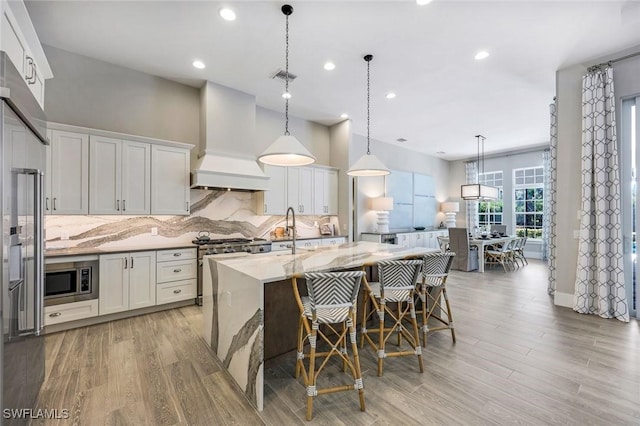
(286, 206, 296, 255)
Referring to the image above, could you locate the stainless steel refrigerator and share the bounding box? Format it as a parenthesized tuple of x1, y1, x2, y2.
(0, 51, 48, 419)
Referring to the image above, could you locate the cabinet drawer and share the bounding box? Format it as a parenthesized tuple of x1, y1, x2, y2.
(44, 300, 99, 326)
(156, 259, 196, 283)
(156, 248, 196, 262)
(295, 239, 322, 248)
(322, 237, 346, 246)
(271, 241, 292, 252)
(157, 279, 196, 305)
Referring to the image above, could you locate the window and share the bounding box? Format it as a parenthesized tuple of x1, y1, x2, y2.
(478, 171, 503, 226)
(514, 166, 544, 239)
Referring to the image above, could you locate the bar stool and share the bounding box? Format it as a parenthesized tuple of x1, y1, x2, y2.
(360, 259, 424, 376)
(416, 252, 456, 347)
(292, 271, 366, 421)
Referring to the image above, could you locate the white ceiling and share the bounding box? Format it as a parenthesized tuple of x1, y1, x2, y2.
(25, 1, 640, 160)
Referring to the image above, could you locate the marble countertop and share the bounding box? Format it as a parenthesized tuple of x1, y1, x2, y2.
(361, 228, 446, 235)
(268, 235, 347, 242)
(45, 241, 197, 257)
(206, 241, 436, 283)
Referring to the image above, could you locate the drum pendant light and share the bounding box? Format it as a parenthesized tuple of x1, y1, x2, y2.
(460, 135, 499, 200)
(258, 5, 315, 167)
(347, 54, 390, 177)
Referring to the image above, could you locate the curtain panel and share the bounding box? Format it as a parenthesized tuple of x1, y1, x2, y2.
(465, 161, 479, 231)
(574, 66, 628, 322)
(547, 100, 558, 295)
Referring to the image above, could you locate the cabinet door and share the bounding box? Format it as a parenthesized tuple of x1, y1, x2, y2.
(287, 168, 300, 213)
(122, 141, 151, 215)
(1, 10, 26, 76)
(45, 130, 52, 214)
(326, 170, 338, 215)
(262, 165, 287, 215)
(50, 130, 89, 214)
(397, 233, 410, 247)
(129, 251, 156, 310)
(298, 167, 313, 215)
(151, 145, 190, 215)
(89, 136, 121, 215)
(312, 169, 325, 215)
(99, 253, 129, 315)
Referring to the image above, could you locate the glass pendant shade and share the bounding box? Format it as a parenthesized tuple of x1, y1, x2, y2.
(347, 153, 390, 176)
(258, 135, 316, 166)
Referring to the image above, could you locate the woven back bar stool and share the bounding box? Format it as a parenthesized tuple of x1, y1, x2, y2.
(360, 259, 424, 376)
(292, 271, 366, 421)
(416, 252, 456, 347)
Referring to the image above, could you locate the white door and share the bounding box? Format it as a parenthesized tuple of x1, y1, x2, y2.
(50, 130, 89, 214)
(122, 141, 151, 215)
(263, 164, 287, 215)
(129, 251, 156, 309)
(99, 253, 129, 315)
(89, 136, 121, 214)
(151, 145, 190, 215)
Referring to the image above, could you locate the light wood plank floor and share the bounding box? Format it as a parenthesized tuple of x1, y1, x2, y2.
(34, 260, 640, 425)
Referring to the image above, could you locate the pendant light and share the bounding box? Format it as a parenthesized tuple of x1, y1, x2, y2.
(461, 135, 499, 200)
(258, 5, 315, 167)
(347, 54, 390, 177)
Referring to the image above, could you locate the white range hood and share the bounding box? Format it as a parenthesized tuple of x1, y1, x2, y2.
(191, 150, 269, 191)
(191, 81, 269, 191)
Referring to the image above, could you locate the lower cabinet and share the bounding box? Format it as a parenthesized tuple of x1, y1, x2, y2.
(99, 251, 156, 315)
(44, 300, 99, 326)
(156, 248, 197, 305)
(322, 237, 346, 246)
(157, 280, 197, 305)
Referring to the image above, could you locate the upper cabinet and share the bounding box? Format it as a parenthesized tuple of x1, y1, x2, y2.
(47, 130, 89, 215)
(0, 0, 53, 109)
(257, 165, 339, 216)
(89, 136, 151, 215)
(313, 168, 338, 215)
(151, 145, 190, 215)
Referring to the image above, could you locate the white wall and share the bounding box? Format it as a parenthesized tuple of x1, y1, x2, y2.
(350, 135, 450, 237)
(555, 44, 640, 307)
(43, 45, 200, 146)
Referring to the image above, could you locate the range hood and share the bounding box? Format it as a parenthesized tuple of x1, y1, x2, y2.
(191, 150, 269, 191)
(191, 81, 269, 191)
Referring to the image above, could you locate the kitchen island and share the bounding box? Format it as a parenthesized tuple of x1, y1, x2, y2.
(202, 241, 435, 410)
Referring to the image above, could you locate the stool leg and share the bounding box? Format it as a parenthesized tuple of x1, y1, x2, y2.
(342, 322, 348, 373)
(443, 287, 456, 343)
(306, 321, 318, 421)
(396, 302, 402, 346)
(421, 286, 428, 348)
(409, 298, 423, 373)
(295, 316, 303, 379)
(377, 301, 385, 377)
(360, 290, 368, 349)
(348, 314, 366, 412)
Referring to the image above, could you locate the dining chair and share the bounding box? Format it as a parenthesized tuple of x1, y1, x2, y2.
(485, 238, 515, 272)
(490, 224, 507, 235)
(447, 228, 479, 271)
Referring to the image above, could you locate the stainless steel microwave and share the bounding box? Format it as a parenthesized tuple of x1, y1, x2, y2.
(44, 261, 98, 306)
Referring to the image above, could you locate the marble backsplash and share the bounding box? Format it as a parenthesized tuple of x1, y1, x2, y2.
(45, 190, 340, 249)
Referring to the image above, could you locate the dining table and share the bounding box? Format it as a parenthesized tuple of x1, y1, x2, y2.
(442, 235, 519, 273)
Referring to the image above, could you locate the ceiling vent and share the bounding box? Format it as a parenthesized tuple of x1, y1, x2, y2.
(396, 138, 407, 143)
(271, 69, 297, 82)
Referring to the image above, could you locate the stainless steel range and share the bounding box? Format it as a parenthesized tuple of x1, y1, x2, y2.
(193, 238, 272, 305)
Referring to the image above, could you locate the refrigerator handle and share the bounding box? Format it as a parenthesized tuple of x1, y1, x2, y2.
(33, 172, 44, 336)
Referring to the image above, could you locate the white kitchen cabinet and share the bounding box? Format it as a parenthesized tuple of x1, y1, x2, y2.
(157, 280, 196, 305)
(99, 251, 156, 315)
(89, 136, 151, 215)
(295, 238, 322, 249)
(0, 1, 51, 108)
(151, 145, 190, 215)
(156, 248, 196, 305)
(396, 232, 416, 248)
(313, 168, 338, 215)
(322, 237, 346, 246)
(256, 164, 287, 215)
(287, 167, 313, 215)
(48, 130, 89, 215)
(271, 241, 293, 252)
(44, 300, 99, 326)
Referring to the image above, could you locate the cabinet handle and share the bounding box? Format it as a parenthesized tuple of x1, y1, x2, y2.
(53, 198, 57, 211)
(25, 56, 35, 83)
(30, 63, 37, 85)
(173, 289, 182, 294)
(173, 268, 182, 273)
(173, 253, 182, 257)
(123, 200, 126, 212)
(45, 197, 49, 211)
(116, 200, 120, 211)
(186, 201, 189, 211)
(130, 257, 134, 269)
(48, 312, 61, 318)
(124, 257, 128, 269)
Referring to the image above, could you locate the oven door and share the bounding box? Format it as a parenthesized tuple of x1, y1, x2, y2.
(44, 269, 79, 299)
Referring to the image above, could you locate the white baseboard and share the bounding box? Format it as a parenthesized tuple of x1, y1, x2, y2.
(554, 291, 575, 308)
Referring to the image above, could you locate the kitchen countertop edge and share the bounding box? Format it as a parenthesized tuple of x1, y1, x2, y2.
(45, 242, 198, 257)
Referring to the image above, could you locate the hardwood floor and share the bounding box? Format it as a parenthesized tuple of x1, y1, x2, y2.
(34, 260, 640, 425)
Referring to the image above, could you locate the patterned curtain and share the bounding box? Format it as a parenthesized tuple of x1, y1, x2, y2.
(574, 67, 629, 322)
(547, 101, 558, 295)
(465, 161, 478, 231)
(542, 150, 551, 261)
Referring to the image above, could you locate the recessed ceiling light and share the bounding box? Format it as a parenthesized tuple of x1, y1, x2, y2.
(396, 138, 407, 143)
(416, 0, 432, 5)
(192, 60, 206, 69)
(219, 8, 236, 21)
(474, 51, 490, 60)
(282, 92, 292, 99)
(340, 113, 349, 119)
(436, 151, 446, 154)
(324, 62, 336, 71)
(385, 92, 396, 99)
